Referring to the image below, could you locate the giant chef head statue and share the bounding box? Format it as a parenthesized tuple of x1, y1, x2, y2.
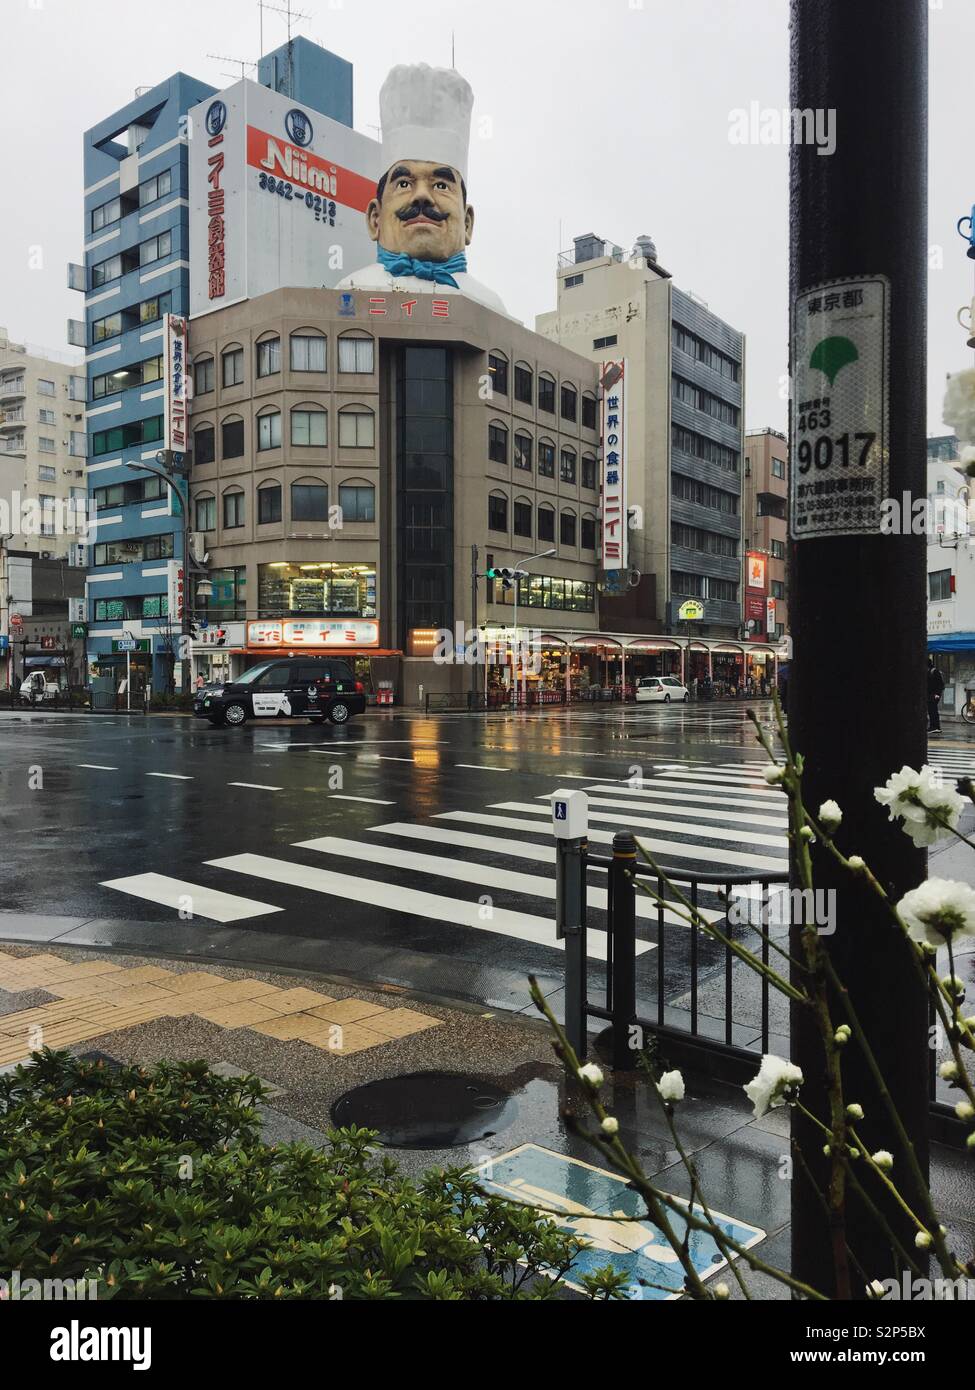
(337, 64, 507, 316)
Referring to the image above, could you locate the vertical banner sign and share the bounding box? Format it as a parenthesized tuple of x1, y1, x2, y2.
(790, 276, 890, 538)
(745, 551, 767, 639)
(163, 315, 188, 453)
(766, 596, 777, 637)
(166, 560, 185, 624)
(205, 98, 228, 301)
(600, 360, 627, 572)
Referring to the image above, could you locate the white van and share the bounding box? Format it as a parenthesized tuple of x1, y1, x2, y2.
(19, 671, 61, 703)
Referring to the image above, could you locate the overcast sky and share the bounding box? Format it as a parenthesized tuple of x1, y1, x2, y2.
(2, 0, 970, 435)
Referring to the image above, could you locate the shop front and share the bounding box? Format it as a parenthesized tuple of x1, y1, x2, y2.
(711, 645, 745, 697)
(623, 639, 684, 689)
(243, 618, 400, 704)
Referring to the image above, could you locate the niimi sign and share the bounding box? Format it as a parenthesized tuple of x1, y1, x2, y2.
(246, 619, 379, 649)
(600, 359, 627, 571)
(163, 314, 188, 452)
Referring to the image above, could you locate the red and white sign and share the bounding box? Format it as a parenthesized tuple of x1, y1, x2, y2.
(747, 552, 767, 588)
(10, 613, 24, 631)
(246, 126, 374, 213)
(167, 560, 186, 623)
(246, 619, 379, 650)
(600, 359, 627, 571)
(163, 315, 188, 452)
(745, 550, 767, 639)
(766, 597, 777, 636)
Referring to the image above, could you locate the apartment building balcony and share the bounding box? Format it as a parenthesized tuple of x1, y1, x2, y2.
(0, 379, 27, 400)
(0, 408, 26, 429)
(0, 437, 27, 456)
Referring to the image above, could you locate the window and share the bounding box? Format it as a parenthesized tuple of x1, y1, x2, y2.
(770, 539, 786, 560)
(671, 472, 740, 514)
(222, 417, 244, 459)
(291, 407, 327, 447)
(672, 373, 740, 427)
(338, 405, 375, 448)
(582, 395, 597, 429)
(581, 516, 597, 550)
(707, 576, 739, 602)
(538, 440, 555, 477)
(38, 408, 55, 425)
(195, 496, 216, 531)
(672, 323, 741, 381)
(139, 231, 172, 267)
(39, 495, 56, 535)
(560, 448, 577, 484)
(91, 355, 163, 399)
(338, 336, 375, 374)
(514, 432, 533, 471)
(38, 437, 55, 453)
(257, 411, 282, 451)
(223, 491, 245, 529)
(258, 484, 282, 524)
(290, 333, 326, 372)
(539, 375, 556, 413)
(513, 500, 532, 537)
(140, 292, 171, 326)
(771, 579, 786, 599)
(672, 571, 705, 598)
(514, 364, 533, 404)
(37, 379, 55, 397)
(139, 169, 172, 206)
(671, 522, 738, 558)
(91, 415, 163, 456)
(291, 482, 329, 521)
(671, 424, 739, 474)
(193, 426, 215, 466)
(339, 484, 375, 522)
(222, 347, 244, 387)
(772, 457, 786, 478)
(93, 532, 174, 565)
(91, 249, 137, 287)
(194, 358, 214, 395)
(582, 455, 597, 490)
(92, 312, 123, 344)
(593, 335, 617, 351)
(94, 594, 170, 622)
(565, 273, 583, 288)
(488, 493, 508, 532)
(488, 353, 508, 396)
(488, 421, 508, 464)
(560, 383, 577, 422)
(560, 511, 577, 546)
(758, 494, 787, 520)
(38, 465, 56, 482)
(257, 562, 375, 619)
(538, 505, 555, 541)
(91, 196, 121, 232)
(93, 475, 165, 510)
(257, 337, 281, 377)
(516, 574, 594, 612)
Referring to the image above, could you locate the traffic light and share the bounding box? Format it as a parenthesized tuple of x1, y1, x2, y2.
(485, 567, 526, 592)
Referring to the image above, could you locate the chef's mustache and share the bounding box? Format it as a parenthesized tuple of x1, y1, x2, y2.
(396, 201, 450, 224)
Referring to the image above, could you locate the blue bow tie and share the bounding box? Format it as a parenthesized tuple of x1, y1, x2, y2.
(377, 245, 468, 288)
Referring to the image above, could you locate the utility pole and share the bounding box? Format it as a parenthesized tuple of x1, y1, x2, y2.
(470, 543, 479, 709)
(789, 0, 929, 1292)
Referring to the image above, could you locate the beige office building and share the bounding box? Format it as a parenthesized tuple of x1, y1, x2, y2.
(0, 328, 87, 561)
(743, 428, 789, 640)
(185, 285, 604, 702)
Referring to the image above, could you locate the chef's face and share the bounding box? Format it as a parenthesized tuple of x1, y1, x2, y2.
(367, 160, 473, 260)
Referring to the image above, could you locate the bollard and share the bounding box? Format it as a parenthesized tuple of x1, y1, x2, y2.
(609, 831, 638, 1072)
(551, 790, 588, 1061)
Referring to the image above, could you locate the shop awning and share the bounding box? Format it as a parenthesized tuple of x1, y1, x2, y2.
(25, 655, 67, 667)
(928, 634, 975, 652)
(240, 648, 403, 658)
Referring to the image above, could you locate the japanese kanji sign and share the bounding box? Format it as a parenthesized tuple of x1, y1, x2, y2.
(600, 359, 627, 571)
(790, 276, 890, 539)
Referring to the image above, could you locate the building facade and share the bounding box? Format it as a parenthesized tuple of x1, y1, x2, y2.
(0, 328, 87, 562)
(537, 234, 747, 680)
(743, 427, 789, 641)
(185, 285, 604, 702)
(925, 434, 975, 714)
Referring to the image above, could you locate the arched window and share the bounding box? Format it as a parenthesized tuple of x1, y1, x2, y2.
(538, 503, 555, 542)
(582, 393, 598, 430)
(582, 454, 597, 490)
(256, 332, 281, 378)
(514, 362, 533, 405)
(514, 431, 533, 471)
(193, 423, 215, 466)
(513, 496, 532, 538)
(581, 513, 597, 551)
(560, 447, 577, 484)
(256, 406, 281, 452)
(222, 487, 245, 530)
(338, 333, 375, 374)
(291, 403, 327, 447)
(193, 355, 214, 396)
(291, 477, 329, 522)
(539, 373, 556, 414)
(222, 343, 244, 387)
(560, 509, 578, 547)
(489, 419, 508, 464)
(289, 328, 327, 372)
(338, 480, 376, 523)
(338, 404, 375, 448)
(194, 494, 215, 532)
(257, 481, 282, 525)
(488, 351, 509, 396)
(538, 438, 556, 478)
(221, 413, 244, 461)
(488, 491, 508, 533)
(560, 382, 578, 423)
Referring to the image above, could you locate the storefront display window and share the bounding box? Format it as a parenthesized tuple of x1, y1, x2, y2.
(258, 563, 377, 619)
(199, 567, 246, 620)
(516, 575, 594, 612)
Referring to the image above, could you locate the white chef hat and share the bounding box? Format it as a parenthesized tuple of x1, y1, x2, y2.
(379, 63, 474, 185)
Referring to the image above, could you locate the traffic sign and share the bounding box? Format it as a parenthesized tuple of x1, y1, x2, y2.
(10, 613, 23, 631)
(111, 639, 150, 654)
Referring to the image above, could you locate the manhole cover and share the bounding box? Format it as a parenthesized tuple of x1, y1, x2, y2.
(331, 1071, 518, 1149)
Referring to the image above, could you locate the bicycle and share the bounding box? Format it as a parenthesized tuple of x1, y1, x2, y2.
(961, 690, 975, 724)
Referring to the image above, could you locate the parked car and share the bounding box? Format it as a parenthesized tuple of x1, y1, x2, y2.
(18, 672, 62, 704)
(634, 676, 690, 704)
(193, 656, 366, 728)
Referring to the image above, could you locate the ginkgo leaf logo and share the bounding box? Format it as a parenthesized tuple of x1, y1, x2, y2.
(810, 336, 859, 387)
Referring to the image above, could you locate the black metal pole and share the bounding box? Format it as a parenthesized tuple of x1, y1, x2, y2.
(556, 836, 588, 1059)
(610, 831, 638, 1072)
(470, 543, 478, 709)
(789, 0, 929, 1293)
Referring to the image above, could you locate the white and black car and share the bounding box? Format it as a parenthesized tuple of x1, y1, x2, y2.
(194, 657, 367, 728)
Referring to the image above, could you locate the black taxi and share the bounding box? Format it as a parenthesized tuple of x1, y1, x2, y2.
(194, 656, 366, 728)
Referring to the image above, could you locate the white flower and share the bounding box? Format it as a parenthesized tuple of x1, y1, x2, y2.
(846, 1103, 864, 1121)
(955, 1101, 974, 1121)
(942, 974, 966, 1000)
(943, 367, 975, 446)
(578, 1062, 604, 1088)
(872, 1150, 894, 1171)
(656, 1070, 685, 1103)
(763, 764, 786, 785)
(818, 799, 843, 831)
(968, 1133, 975, 1151)
(601, 1115, 619, 1136)
(867, 1279, 887, 1300)
(896, 880, 975, 948)
(874, 766, 966, 848)
(939, 1060, 960, 1081)
(743, 1054, 803, 1119)
(915, 1231, 933, 1250)
(799, 825, 815, 841)
(848, 855, 865, 871)
(712, 1282, 730, 1300)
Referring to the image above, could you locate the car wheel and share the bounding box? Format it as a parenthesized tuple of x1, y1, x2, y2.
(224, 702, 248, 728)
(328, 702, 351, 724)
(664, 694, 671, 703)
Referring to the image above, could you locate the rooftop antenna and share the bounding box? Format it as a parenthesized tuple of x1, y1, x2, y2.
(258, 0, 311, 95)
(207, 53, 258, 82)
(451, 31, 456, 68)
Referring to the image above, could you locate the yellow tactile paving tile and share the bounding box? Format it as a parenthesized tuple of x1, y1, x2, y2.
(252, 1014, 329, 1041)
(152, 971, 236, 994)
(303, 998, 383, 1025)
(310, 1022, 390, 1055)
(259, 987, 337, 1014)
(363, 1008, 443, 1040)
(167, 979, 284, 1006)
(193, 1000, 284, 1029)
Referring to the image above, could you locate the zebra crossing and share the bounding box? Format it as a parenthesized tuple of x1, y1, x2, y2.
(101, 758, 790, 965)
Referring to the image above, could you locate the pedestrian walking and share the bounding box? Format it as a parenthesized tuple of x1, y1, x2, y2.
(928, 656, 944, 735)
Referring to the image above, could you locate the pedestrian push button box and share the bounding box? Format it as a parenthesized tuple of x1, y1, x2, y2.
(550, 789, 589, 840)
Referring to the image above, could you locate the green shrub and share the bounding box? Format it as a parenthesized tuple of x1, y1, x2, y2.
(0, 1051, 624, 1300)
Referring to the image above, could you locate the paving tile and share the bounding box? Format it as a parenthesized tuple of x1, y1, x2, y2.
(0, 1003, 87, 1032)
(79, 984, 176, 1009)
(258, 987, 336, 1014)
(252, 1014, 325, 1040)
(193, 1001, 284, 1029)
(306, 1022, 390, 1055)
(153, 972, 232, 995)
(302, 998, 385, 1025)
(105, 966, 175, 985)
(361, 1008, 443, 1039)
(29, 962, 125, 984)
(178, 980, 283, 1006)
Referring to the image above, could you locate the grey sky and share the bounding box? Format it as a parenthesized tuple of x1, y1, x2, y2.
(2, 0, 970, 435)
